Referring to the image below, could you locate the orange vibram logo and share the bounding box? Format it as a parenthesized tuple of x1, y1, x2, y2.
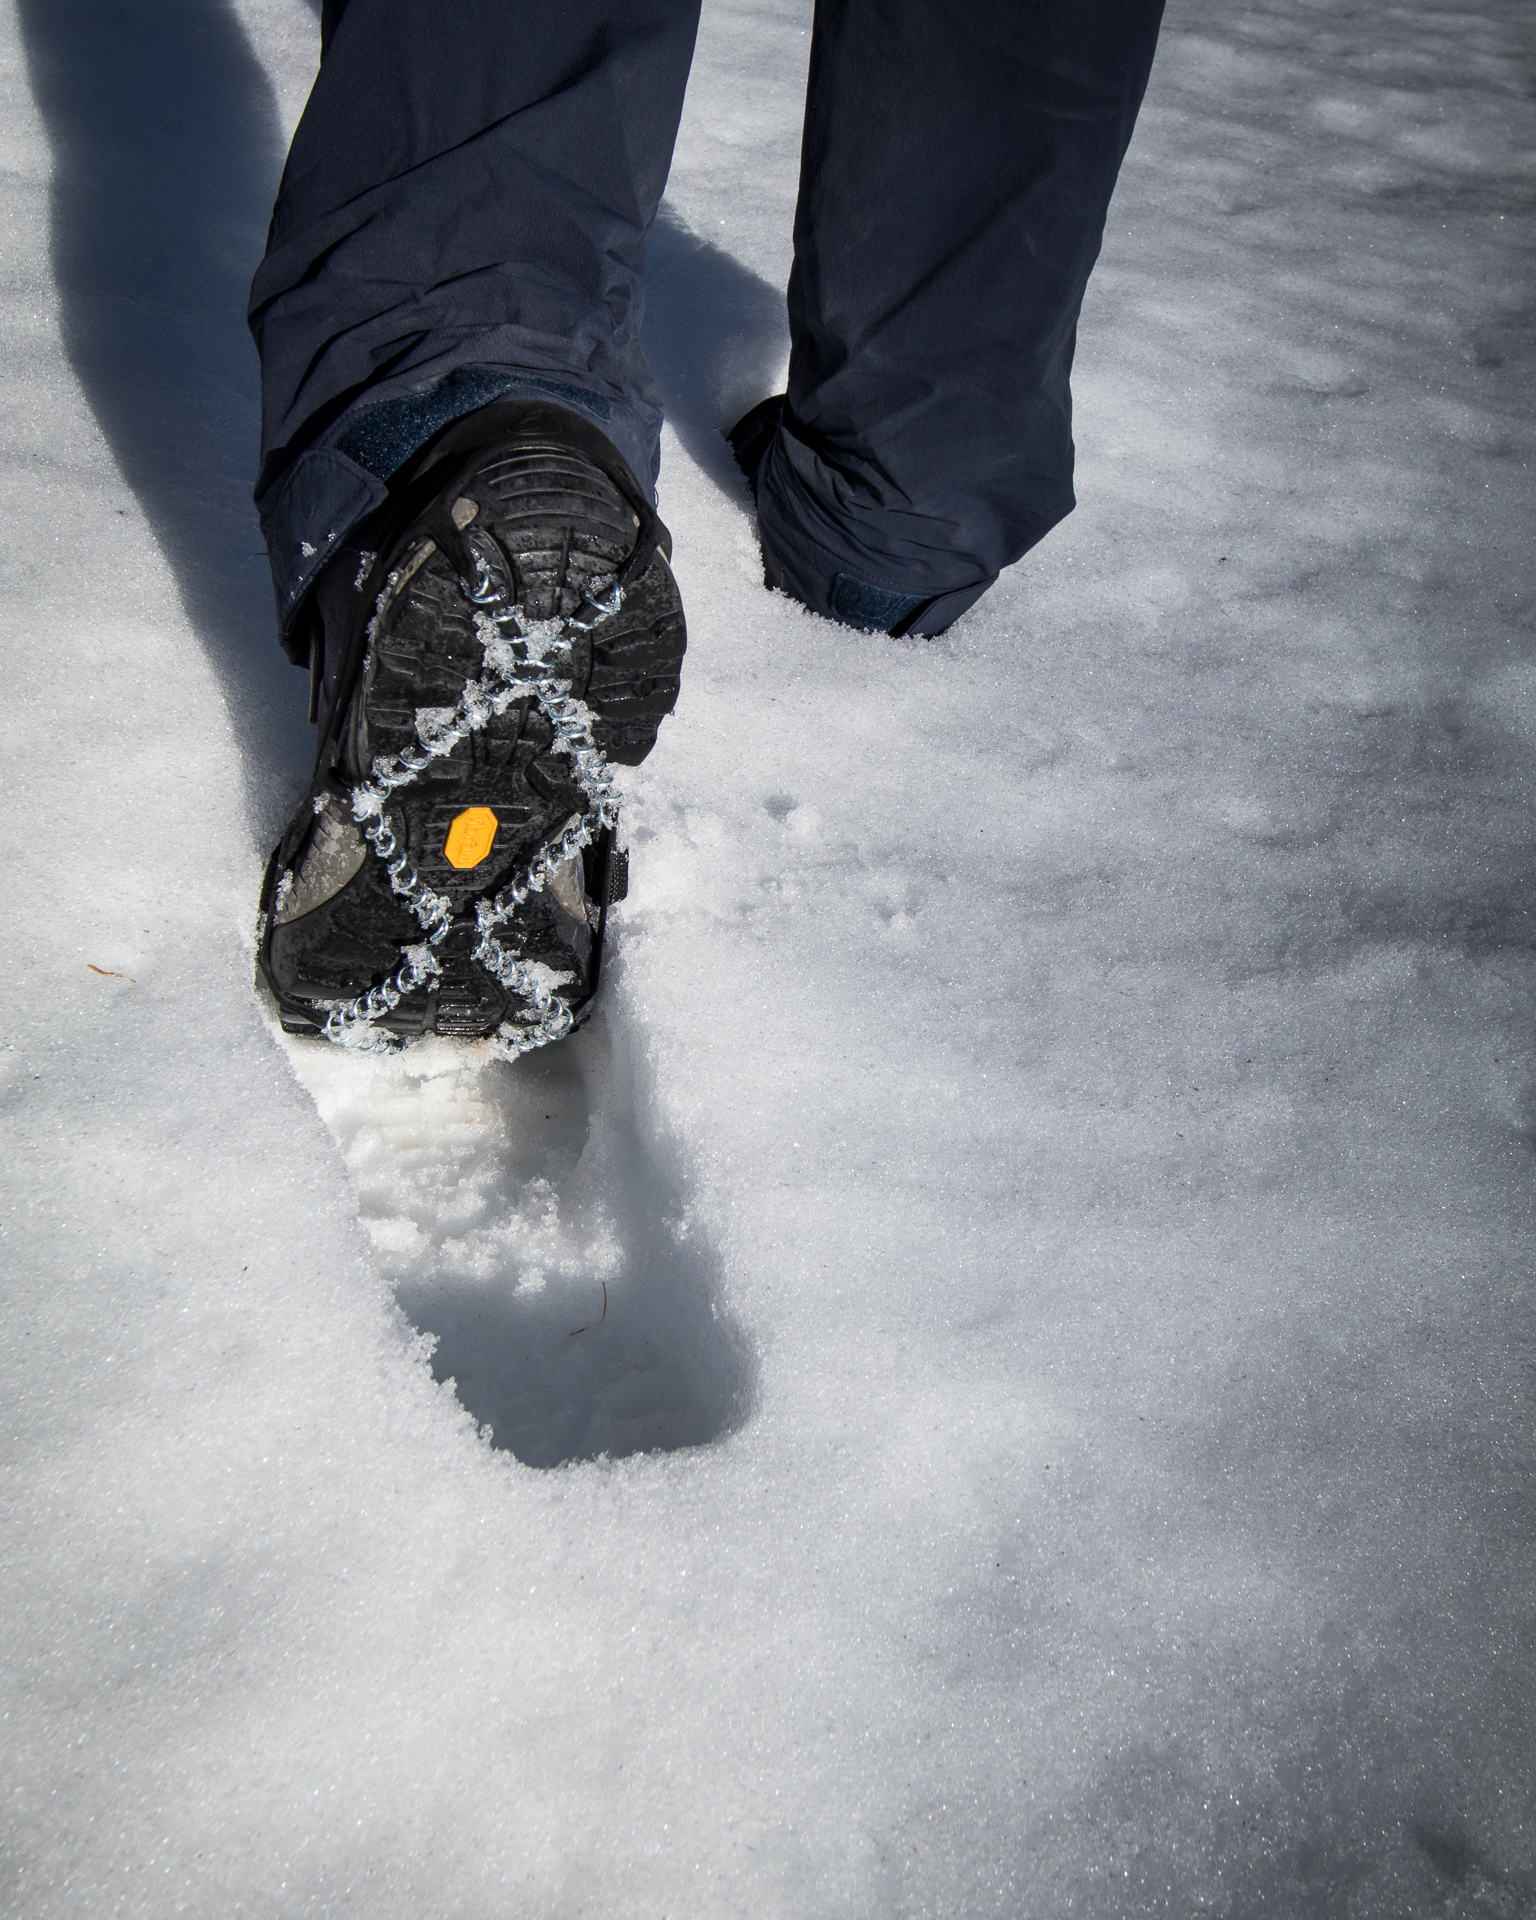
(443, 807, 498, 869)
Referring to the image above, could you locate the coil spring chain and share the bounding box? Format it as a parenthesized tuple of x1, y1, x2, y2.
(319, 573, 624, 1061)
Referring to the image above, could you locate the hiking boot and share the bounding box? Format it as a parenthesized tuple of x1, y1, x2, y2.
(256, 399, 685, 1057)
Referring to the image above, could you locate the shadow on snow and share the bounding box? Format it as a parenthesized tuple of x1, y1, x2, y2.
(18, 0, 312, 841)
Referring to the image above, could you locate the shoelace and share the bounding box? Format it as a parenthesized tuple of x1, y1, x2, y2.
(318, 567, 624, 1061)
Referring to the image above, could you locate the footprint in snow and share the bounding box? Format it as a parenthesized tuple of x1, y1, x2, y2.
(280, 1009, 753, 1468)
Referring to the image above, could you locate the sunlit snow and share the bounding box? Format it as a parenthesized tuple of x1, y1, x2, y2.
(2, 0, 1532, 1913)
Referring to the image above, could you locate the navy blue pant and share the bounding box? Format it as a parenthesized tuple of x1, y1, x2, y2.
(250, 0, 1164, 654)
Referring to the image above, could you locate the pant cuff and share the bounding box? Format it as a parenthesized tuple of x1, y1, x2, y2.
(753, 436, 998, 636)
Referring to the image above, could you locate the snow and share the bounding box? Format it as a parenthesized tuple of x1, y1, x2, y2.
(2, 0, 1533, 1913)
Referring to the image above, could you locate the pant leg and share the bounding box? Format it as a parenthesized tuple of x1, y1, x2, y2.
(754, 0, 1165, 633)
(249, 0, 701, 655)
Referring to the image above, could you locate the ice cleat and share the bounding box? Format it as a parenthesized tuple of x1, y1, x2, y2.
(256, 399, 685, 1058)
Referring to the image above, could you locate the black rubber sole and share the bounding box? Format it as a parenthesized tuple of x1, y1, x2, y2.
(257, 412, 683, 1046)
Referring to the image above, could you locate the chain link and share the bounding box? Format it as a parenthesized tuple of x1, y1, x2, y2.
(318, 574, 625, 1061)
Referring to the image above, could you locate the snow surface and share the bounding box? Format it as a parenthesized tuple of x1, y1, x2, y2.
(3, 0, 1534, 1913)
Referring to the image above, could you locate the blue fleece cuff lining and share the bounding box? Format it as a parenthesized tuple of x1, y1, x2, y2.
(335, 368, 614, 479)
(830, 572, 928, 633)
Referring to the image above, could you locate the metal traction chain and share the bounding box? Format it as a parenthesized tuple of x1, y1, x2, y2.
(320, 576, 624, 1061)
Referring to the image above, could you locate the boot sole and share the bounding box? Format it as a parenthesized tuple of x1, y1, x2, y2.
(258, 423, 684, 1046)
